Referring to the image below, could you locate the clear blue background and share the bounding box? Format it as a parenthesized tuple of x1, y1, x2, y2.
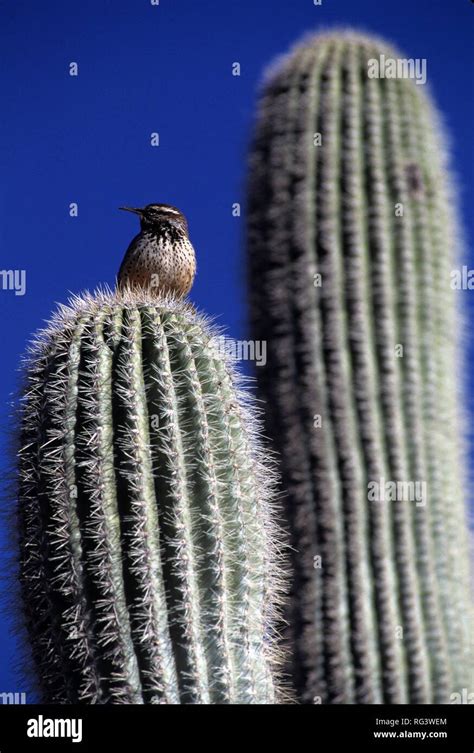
(0, 0, 472, 696)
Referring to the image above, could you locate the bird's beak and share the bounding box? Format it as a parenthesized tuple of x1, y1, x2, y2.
(119, 206, 143, 215)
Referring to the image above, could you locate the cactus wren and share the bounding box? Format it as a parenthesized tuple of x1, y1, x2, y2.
(117, 204, 196, 297)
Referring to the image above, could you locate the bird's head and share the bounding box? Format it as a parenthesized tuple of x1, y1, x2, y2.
(119, 203, 188, 234)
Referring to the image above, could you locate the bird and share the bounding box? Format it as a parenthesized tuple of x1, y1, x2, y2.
(117, 203, 196, 298)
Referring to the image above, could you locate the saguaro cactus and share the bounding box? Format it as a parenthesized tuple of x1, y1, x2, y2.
(18, 290, 283, 704)
(247, 30, 473, 704)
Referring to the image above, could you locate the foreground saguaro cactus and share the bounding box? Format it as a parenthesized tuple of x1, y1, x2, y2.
(18, 290, 283, 704)
(247, 30, 473, 703)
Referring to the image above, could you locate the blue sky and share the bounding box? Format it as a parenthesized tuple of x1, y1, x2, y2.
(0, 0, 472, 695)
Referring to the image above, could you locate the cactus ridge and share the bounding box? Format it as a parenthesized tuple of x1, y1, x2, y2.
(18, 289, 287, 704)
(247, 30, 473, 703)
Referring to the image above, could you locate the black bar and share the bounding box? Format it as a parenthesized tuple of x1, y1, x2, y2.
(0, 704, 472, 751)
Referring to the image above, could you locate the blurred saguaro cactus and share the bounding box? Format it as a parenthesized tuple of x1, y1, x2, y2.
(247, 30, 473, 703)
(17, 290, 284, 704)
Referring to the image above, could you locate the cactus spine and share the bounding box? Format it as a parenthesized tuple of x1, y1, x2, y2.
(247, 31, 473, 704)
(18, 290, 283, 704)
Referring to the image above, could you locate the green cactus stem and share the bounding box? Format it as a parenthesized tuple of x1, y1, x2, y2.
(18, 290, 285, 704)
(246, 30, 473, 704)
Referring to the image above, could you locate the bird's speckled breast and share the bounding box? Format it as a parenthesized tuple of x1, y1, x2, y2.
(118, 227, 196, 297)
